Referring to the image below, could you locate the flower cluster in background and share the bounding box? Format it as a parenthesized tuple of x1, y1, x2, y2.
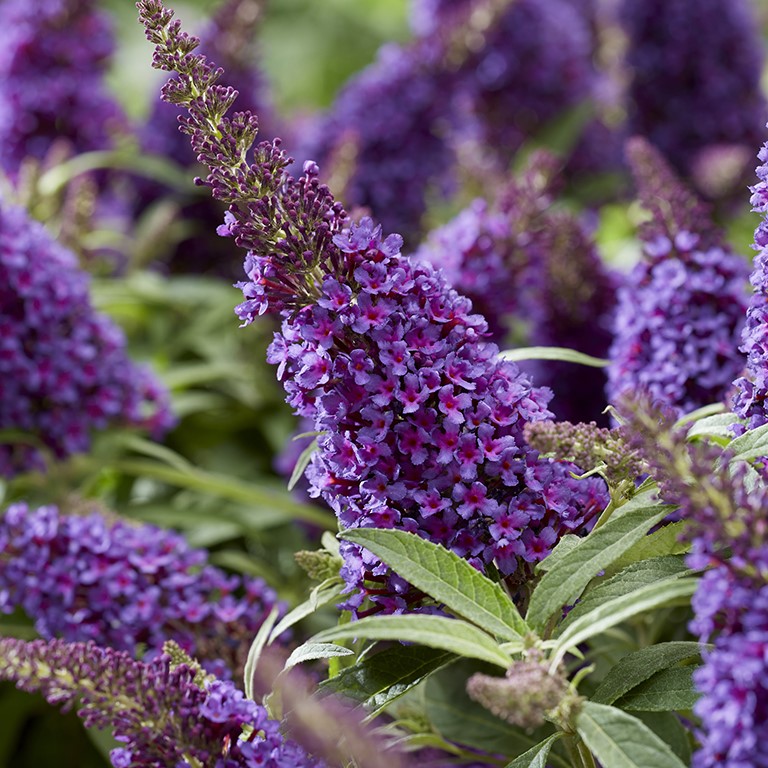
(607, 139, 749, 415)
(620, 0, 767, 198)
(0, 198, 173, 476)
(0, 0, 126, 175)
(0, 502, 282, 677)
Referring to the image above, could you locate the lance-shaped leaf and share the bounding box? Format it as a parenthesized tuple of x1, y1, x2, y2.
(284, 643, 354, 670)
(526, 489, 673, 633)
(558, 556, 689, 631)
(504, 733, 562, 768)
(615, 667, 699, 712)
(499, 347, 609, 367)
(311, 614, 513, 668)
(592, 642, 702, 706)
(320, 645, 454, 717)
(576, 702, 687, 768)
(549, 577, 697, 668)
(341, 529, 527, 640)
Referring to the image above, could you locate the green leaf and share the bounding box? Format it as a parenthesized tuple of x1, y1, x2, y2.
(592, 642, 702, 706)
(616, 667, 699, 712)
(424, 662, 566, 764)
(320, 645, 454, 717)
(726, 422, 768, 463)
(606, 522, 689, 576)
(550, 577, 697, 668)
(634, 711, 692, 765)
(269, 579, 345, 643)
(341, 529, 527, 640)
(284, 642, 354, 670)
(675, 402, 727, 427)
(498, 346, 609, 368)
(686, 412, 741, 443)
(114, 458, 334, 529)
(558, 556, 689, 632)
(504, 734, 562, 768)
(311, 614, 512, 668)
(526, 489, 673, 632)
(288, 438, 318, 491)
(576, 702, 688, 768)
(535, 535, 581, 573)
(243, 606, 280, 700)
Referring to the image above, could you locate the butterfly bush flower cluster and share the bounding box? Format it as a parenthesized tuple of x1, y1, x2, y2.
(0, 502, 282, 677)
(438, 0, 604, 172)
(627, 402, 768, 768)
(0, 0, 126, 175)
(620, 0, 767, 189)
(0, 637, 323, 768)
(0, 199, 173, 476)
(415, 153, 617, 423)
(733, 134, 768, 429)
(298, 38, 456, 245)
(607, 139, 749, 415)
(139, 1, 609, 612)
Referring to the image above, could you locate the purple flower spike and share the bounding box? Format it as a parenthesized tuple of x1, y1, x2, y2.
(0, 502, 282, 677)
(620, 0, 767, 192)
(0, 199, 174, 475)
(415, 153, 617, 424)
(608, 139, 749, 415)
(732, 131, 768, 430)
(138, 0, 609, 613)
(0, 0, 126, 175)
(0, 637, 324, 768)
(626, 400, 768, 768)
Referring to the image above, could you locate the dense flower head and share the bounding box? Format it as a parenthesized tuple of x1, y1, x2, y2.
(298, 40, 455, 245)
(0, 199, 173, 475)
(619, 0, 767, 187)
(138, 1, 611, 611)
(449, 0, 599, 167)
(0, 637, 324, 768)
(625, 402, 768, 768)
(607, 142, 749, 415)
(415, 154, 617, 423)
(255, 217, 609, 608)
(733, 134, 768, 430)
(0, 502, 281, 677)
(0, 0, 126, 175)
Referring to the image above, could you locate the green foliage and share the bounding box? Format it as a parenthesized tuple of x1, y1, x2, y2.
(341, 529, 528, 640)
(320, 646, 455, 718)
(525, 489, 674, 633)
(575, 702, 688, 768)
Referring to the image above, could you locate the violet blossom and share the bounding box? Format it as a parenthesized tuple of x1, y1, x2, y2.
(138, 0, 609, 613)
(607, 139, 749, 415)
(0, 637, 323, 768)
(0, 198, 174, 476)
(0, 0, 127, 175)
(620, 0, 767, 192)
(0, 502, 282, 677)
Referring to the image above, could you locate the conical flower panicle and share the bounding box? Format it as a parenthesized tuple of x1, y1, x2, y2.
(0, 0, 127, 175)
(624, 399, 768, 768)
(0, 637, 323, 767)
(415, 153, 617, 423)
(0, 198, 174, 476)
(732, 135, 768, 430)
(138, 0, 609, 614)
(620, 0, 767, 189)
(607, 140, 749, 415)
